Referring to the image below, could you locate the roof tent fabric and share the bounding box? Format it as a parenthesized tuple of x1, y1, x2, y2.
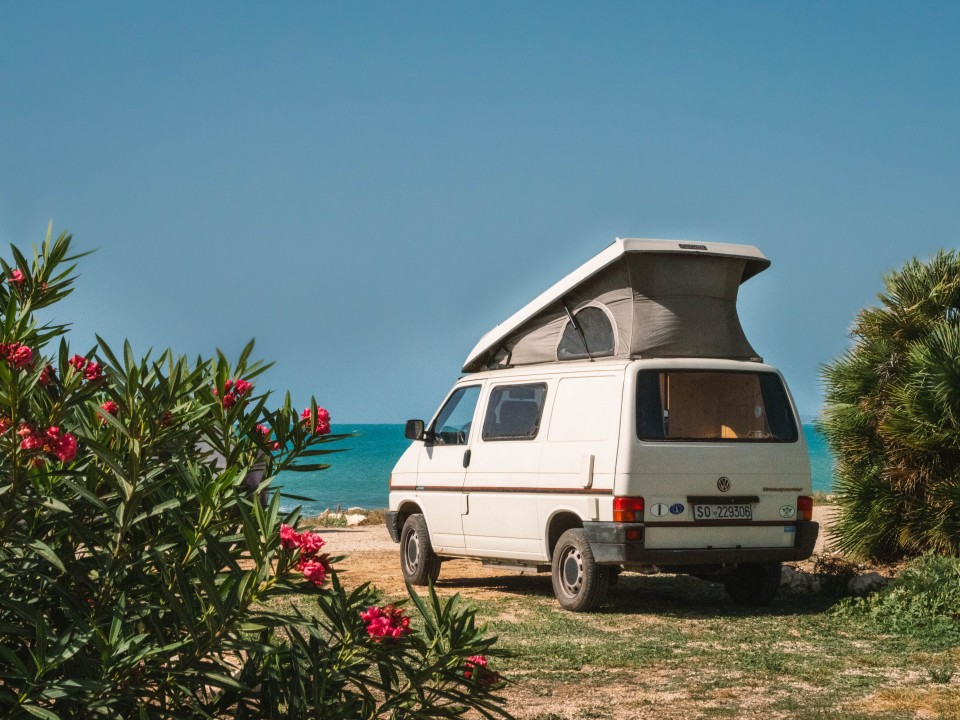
(463, 239, 769, 373)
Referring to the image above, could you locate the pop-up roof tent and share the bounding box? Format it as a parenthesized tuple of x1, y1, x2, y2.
(463, 238, 770, 373)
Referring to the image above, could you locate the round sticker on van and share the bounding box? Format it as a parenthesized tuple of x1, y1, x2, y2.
(779, 505, 796, 519)
(650, 503, 670, 517)
(669, 503, 685, 515)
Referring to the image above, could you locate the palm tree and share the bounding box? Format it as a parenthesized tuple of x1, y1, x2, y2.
(819, 250, 960, 561)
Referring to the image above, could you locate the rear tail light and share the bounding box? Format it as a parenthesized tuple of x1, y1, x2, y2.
(797, 496, 813, 521)
(613, 496, 644, 523)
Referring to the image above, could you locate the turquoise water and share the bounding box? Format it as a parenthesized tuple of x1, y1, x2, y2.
(277, 423, 835, 514)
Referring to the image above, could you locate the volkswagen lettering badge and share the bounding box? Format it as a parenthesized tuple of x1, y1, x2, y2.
(717, 476, 731, 492)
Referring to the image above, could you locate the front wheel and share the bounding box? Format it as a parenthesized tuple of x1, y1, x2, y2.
(551, 528, 608, 612)
(400, 514, 441, 585)
(724, 562, 782, 606)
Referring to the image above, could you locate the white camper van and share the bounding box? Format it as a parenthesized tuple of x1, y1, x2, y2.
(386, 239, 818, 611)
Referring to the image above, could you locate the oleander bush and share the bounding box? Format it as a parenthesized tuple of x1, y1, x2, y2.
(0, 228, 510, 719)
(819, 250, 960, 560)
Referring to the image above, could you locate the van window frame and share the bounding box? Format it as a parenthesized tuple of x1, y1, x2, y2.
(481, 382, 549, 442)
(429, 384, 482, 446)
(635, 368, 799, 443)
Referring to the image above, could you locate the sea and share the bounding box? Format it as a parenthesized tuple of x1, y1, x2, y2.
(277, 424, 836, 515)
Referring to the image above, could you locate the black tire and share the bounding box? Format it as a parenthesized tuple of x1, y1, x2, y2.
(400, 514, 441, 585)
(724, 562, 782, 606)
(551, 528, 608, 612)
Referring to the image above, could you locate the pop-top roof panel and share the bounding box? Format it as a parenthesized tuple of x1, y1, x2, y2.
(462, 238, 769, 373)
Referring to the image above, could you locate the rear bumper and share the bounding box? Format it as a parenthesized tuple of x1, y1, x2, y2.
(582, 520, 819, 566)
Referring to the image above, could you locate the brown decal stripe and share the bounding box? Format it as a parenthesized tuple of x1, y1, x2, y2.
(645, 520, 794, 528)
(390, 485, 612, 495)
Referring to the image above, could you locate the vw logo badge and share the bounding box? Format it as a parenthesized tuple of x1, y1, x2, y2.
(717, 476, 731, 492)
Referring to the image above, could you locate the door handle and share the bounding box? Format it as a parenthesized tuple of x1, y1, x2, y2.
(463, 449, 471, 468)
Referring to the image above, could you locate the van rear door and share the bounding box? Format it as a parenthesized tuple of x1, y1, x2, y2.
(630, 368, 810, 551)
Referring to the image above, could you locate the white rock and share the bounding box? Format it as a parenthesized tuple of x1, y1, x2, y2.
(780, 566, 821, 593)
(345, 514, 367, 527)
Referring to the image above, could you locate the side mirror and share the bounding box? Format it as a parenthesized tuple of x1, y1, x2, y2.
(404, 419, 425, 441)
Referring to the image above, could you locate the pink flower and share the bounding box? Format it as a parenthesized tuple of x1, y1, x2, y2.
(361, 605, 411, 640)
(256, 424, 281, 450)
(101, 401, 119, 419)
(302, 407, 332, 435)
(69, 355, 87, 372)
(50, 432, 77, 462)
(9, 269, 25, 287)
(17, 424, 78, 463)
(280, 525, 333, 585)
(0, 417, 10, 435)
(18, 424, 43, 451)
(297, 531, 325, 556)
(464, 655, 501, 686)
(299, 556, 331, 587)
(7, 344, 33, 370)
(83, 361, 103, 381)
(280, 525, 326, 556)
(279, 524, 301, 549)
(39, 364, 56, 386)
(215, 378, 252, 408)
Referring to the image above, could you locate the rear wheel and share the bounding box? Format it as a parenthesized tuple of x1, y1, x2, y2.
(400, 514, 441, 585)
(551, 529, 608, 612)
(724, 562, 782, 606)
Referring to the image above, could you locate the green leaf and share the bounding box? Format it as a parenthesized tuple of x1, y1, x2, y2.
(21, 705, 60, 719)
(27, 540, 64, 573)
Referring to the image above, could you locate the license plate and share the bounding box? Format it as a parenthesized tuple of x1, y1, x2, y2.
(693, 503, 752, 521)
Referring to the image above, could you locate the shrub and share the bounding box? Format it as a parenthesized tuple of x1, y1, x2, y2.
(836, 554, 960, 644)
(819, 250, 960, 560)
(0, 228, 512, 719)
(813, 554, 859, 598)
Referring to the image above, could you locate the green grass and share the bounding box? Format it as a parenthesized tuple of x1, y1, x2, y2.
(439, 573, 958, 718)
(266, 563, 960, 719)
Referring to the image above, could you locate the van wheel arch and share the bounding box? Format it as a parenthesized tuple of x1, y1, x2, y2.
(397, 502, 424, 533)
(546, 511, 584, 560)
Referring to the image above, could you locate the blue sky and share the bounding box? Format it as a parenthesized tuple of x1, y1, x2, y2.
(1, 2, 958, 422)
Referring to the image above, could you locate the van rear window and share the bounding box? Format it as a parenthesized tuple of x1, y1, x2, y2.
(636, 370, 798, 442)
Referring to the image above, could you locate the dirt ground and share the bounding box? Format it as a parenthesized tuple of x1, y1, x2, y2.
(318, 507, 860, 720)
(323, 505, 837, 599)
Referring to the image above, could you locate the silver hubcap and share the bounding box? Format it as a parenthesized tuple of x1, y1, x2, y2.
(404, 530, 420, 573)
(559, 546, 584, 597)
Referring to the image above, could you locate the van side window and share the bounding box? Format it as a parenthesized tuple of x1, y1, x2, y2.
(430, 385, 481, 445)
(482, 383, 548, 441)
